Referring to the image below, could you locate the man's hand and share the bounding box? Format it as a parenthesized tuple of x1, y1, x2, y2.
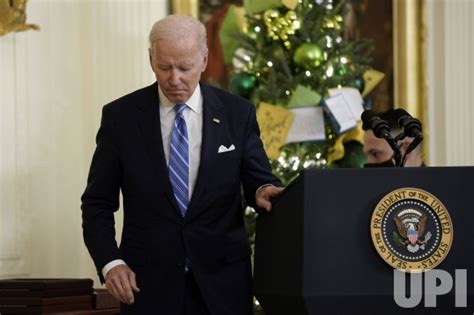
(256, 185, 284, 212)
(105, 264, 140, 304)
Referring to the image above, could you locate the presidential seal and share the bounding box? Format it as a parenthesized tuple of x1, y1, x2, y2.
(370, 188, 453, 272)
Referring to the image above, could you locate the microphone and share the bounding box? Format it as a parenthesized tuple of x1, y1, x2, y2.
(361, 110, 402, 167)
(393, 108, 423, 139)
(361, 110, 391, 139)
(393, 109, 423, 166)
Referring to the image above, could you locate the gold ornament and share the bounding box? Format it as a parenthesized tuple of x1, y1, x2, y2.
(323, 16, 341, 30)
(263, 9, 301, 47)
(293, 43, 324, 68)
(263, 9, 280, 40)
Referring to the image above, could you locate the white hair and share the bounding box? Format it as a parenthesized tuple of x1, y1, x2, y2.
(148, 15, 207, 56)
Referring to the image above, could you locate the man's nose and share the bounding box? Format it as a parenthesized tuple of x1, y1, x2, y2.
(169, 69, 180, 85)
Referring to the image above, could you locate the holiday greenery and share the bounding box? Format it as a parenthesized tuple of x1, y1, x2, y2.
(228, 0, 374, 184)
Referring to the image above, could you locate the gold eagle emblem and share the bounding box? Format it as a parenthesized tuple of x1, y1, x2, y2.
(0, 0, 39, 36)
(393, 209, 431, 253)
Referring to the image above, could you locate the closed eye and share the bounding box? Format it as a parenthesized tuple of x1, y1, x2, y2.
(158, 65, 171, 71)
(368, 150, 380, 159)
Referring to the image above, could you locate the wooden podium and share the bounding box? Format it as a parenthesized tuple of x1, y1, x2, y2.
(0, 279, 120, 314)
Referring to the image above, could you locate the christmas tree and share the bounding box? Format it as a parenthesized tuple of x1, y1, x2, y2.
(223, 0, 376, 184)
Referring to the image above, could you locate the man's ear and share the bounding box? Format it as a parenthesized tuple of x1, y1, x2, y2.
(399, 137, 423, 167)
(201, 48, 209, 72)
(398, 138, 411, 155)
(149, 48, 154, 71)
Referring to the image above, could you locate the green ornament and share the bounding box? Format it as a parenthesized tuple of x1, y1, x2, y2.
(293, 43, 324, 68)
(336, 63, 348, 76)
(229, 73, 257, 98)
(351, 77, 365, 92)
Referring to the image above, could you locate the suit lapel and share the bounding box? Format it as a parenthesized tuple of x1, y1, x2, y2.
(136, 82, 182, 220)
(187, 83, 224, 217)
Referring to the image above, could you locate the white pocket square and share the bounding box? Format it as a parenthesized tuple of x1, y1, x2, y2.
(218, 144, 235, 153)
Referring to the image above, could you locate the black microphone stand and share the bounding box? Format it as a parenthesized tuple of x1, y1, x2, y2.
(385, 136, 403, 167)
(392, 109, 424, 166)
(393, 132, 423, 167)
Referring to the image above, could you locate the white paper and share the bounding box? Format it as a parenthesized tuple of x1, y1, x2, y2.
(286, 107, 326, 144)
(324, 94, 357, 133)
(329, 87, 364, 121)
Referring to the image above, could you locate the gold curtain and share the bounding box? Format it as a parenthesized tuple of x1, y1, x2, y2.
(393, 0, 425, 119)
(393, 0, 427, 160)
(171, 0, 199, 18)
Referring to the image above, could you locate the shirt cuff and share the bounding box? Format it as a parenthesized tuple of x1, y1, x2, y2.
(255, 183, 275, 199)
(102, 259, 127, 278)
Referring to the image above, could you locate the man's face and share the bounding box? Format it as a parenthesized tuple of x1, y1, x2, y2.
(363, 130, 394, 164)
(149, 34, 208, 104)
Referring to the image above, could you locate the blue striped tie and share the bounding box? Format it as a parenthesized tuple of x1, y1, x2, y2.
(169, 103, 189, 217)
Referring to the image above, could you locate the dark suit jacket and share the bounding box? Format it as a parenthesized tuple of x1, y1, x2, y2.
(81, 82, 281, 314)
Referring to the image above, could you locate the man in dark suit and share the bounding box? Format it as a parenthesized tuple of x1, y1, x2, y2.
(81, 14, 283, 315)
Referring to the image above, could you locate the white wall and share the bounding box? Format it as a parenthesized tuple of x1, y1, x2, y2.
(0, 0, 167, 285)
(426, 0, 474, 166)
